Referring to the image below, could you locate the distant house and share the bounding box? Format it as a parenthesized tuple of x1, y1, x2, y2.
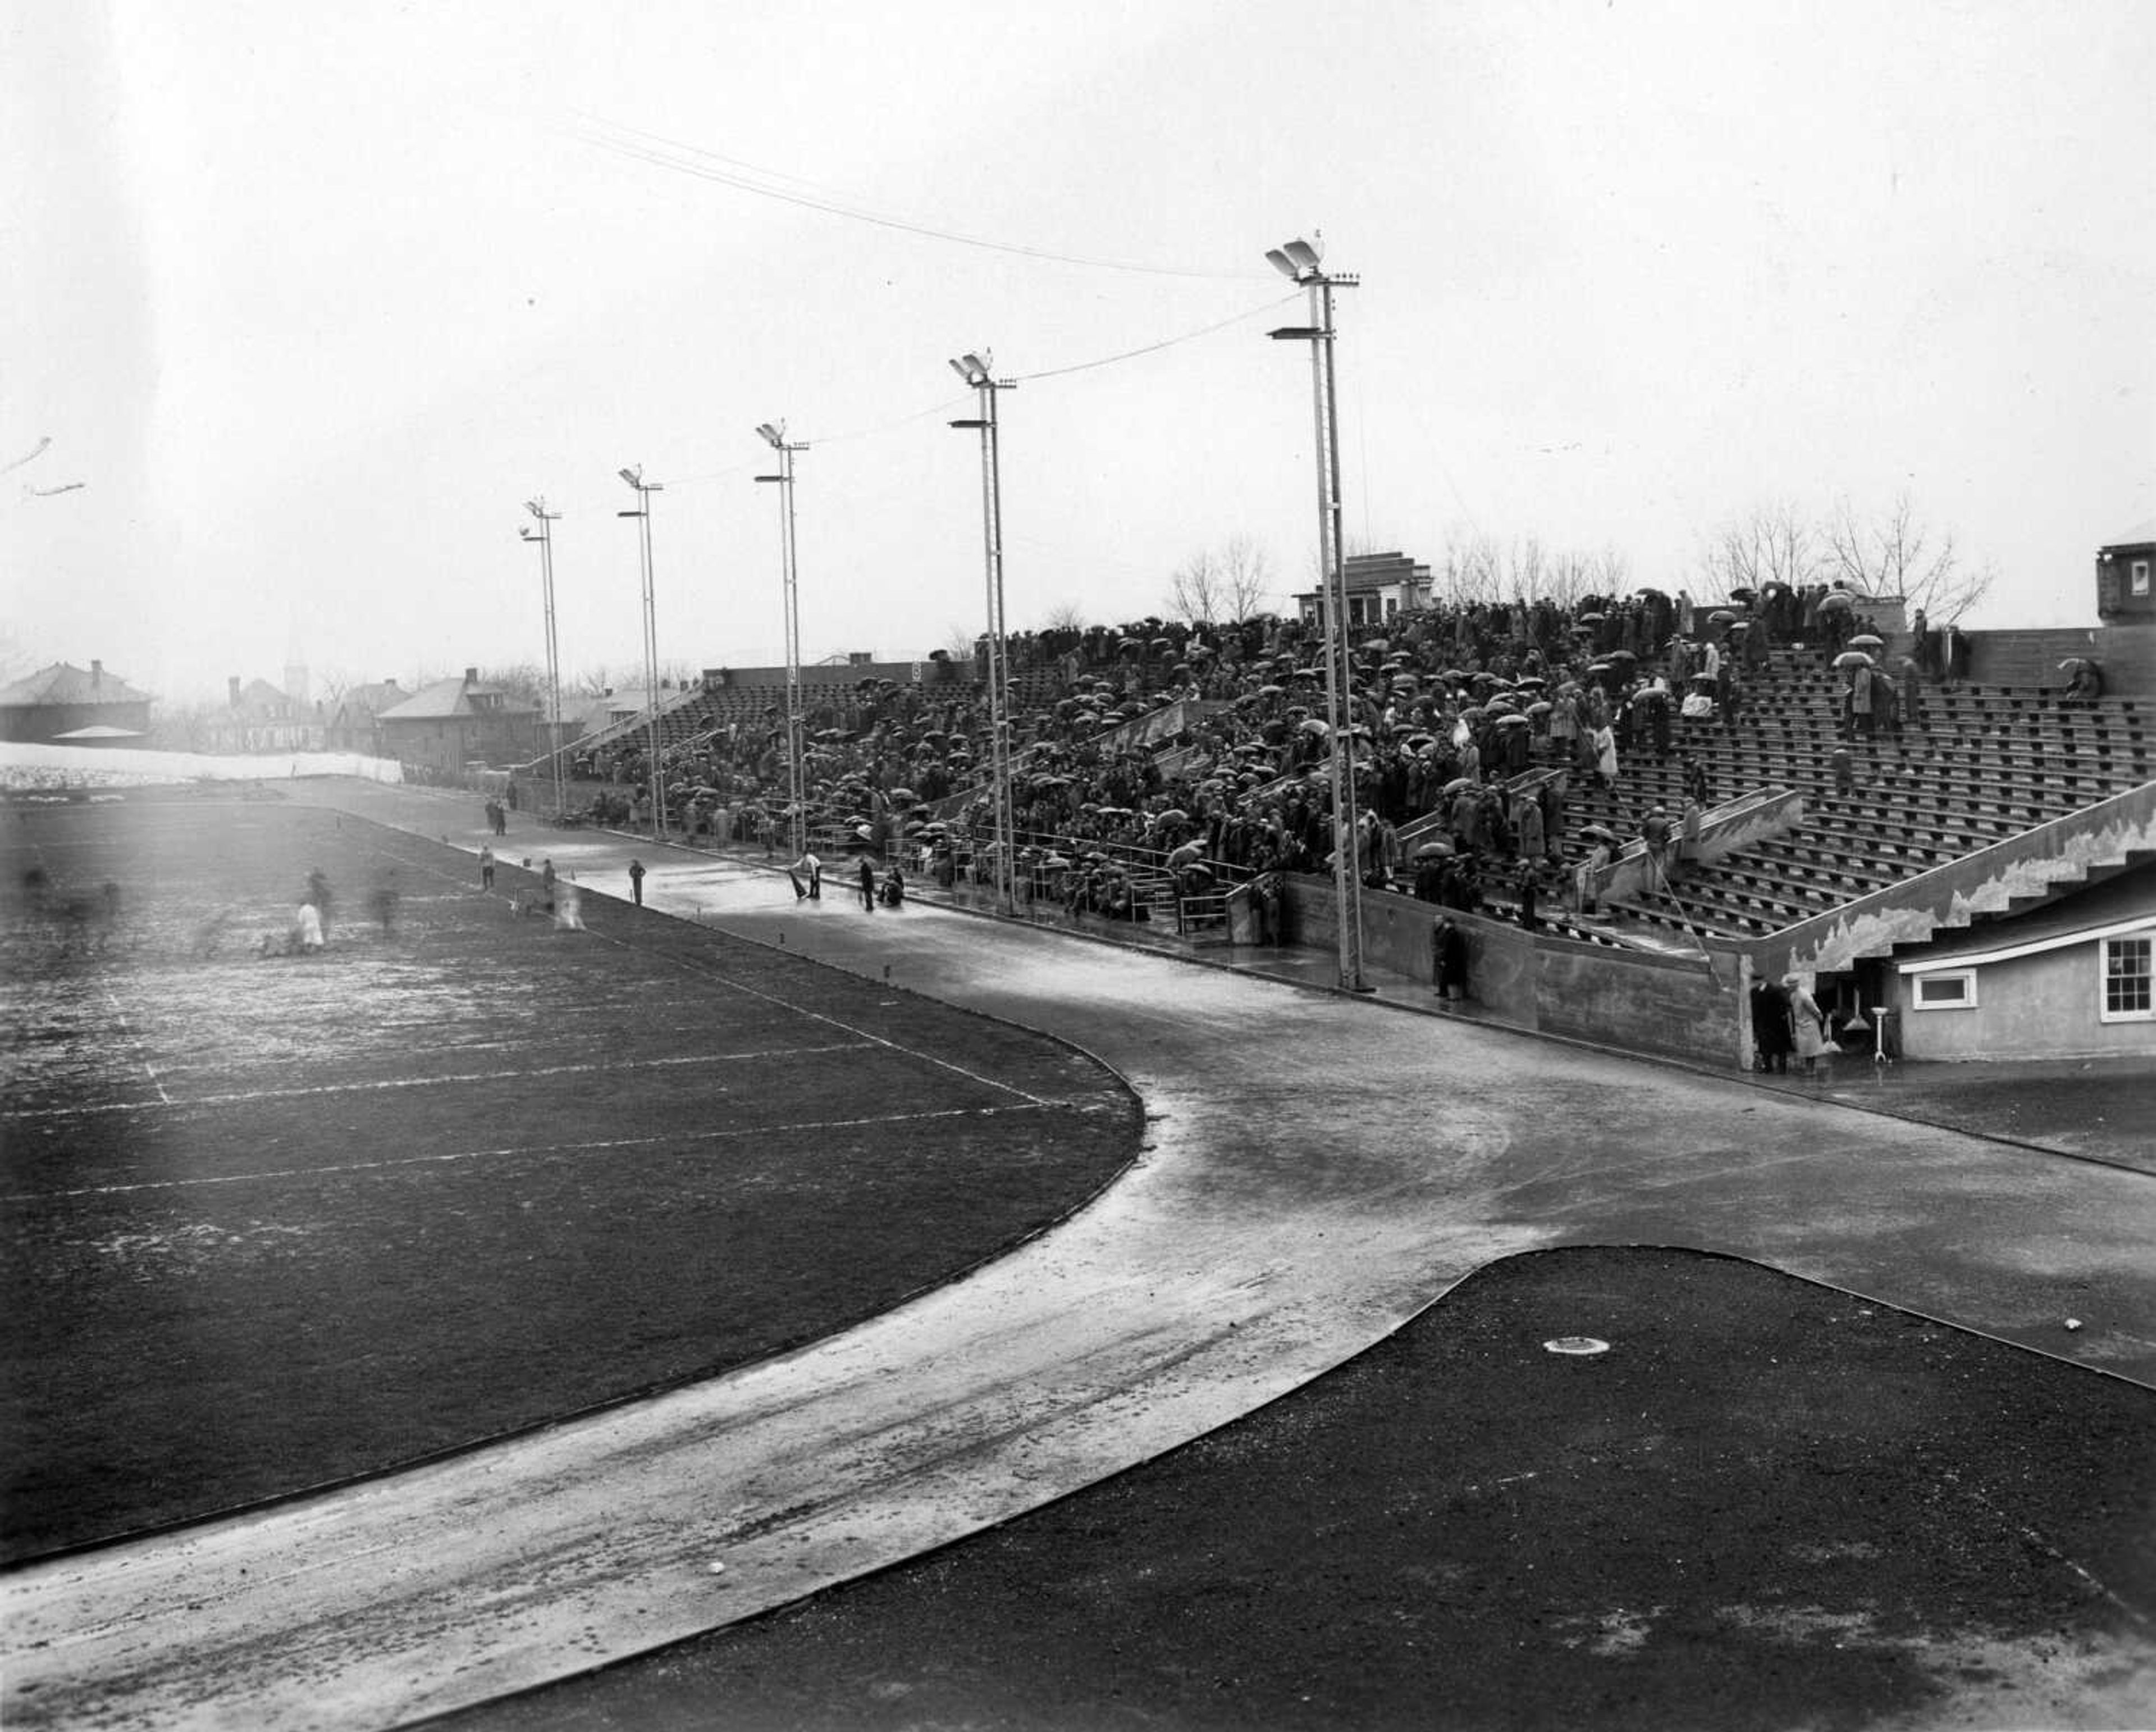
(376, 668, 538, 774)
(1294, 551, 1434, 631)
(0, 660, 154, 745)
(1887, 868, 2156, 1061)
(325, 679, 410, 757)
(207, 676, 322, 754)
(2096, 520, 2156, 622)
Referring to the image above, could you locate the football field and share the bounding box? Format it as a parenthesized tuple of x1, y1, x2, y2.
(0, 791, 1137, 1561)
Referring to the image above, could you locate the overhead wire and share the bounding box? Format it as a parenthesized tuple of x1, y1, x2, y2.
(664, 294, 1298, 485)
(569, 113, 1268, 284)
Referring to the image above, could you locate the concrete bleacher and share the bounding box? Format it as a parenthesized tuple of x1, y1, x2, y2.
(1558, 646, 2153, 943)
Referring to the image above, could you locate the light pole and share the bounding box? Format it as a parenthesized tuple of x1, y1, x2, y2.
(618, 465, 666, 841)
(519, 498, 565, 824)
(1266, 235, 1368, 992)
(949, 352, 1017, 916)
(754, 422, 810, 856)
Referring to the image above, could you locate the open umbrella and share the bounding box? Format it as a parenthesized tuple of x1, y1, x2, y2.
(2059, 657, 2090, 672)
(1707, 609, 1737, 626)
(1444, 777, 1477, 795)
(1413, 841, 1454, 859)
(1496, 713, 1531, 728)
(1578, 823, 1618, 843)
(1848, 633, 1885, 649)
(1834, 650, 1875, 669)
(1817, 591, 1856, 612)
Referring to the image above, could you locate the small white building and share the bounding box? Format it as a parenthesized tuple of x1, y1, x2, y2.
(1888, 868, 2156, 1061)
(1294, 551, 1433, 631)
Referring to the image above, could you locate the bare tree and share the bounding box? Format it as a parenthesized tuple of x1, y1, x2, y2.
(1438, 532, 1502, 604)
(480, 662, 549, 707)
(1166, 548, 1222, 625)
(1586, 545, 1632, 604)
(1824, 492, 1995, 622)
(1216, 534, 1274, 621)
(1167, 536, 1277, 625)
(1038, 600, 1089, 633)
(1697, 502, 1825, 598)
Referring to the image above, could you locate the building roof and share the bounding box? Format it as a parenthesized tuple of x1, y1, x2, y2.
(378, 674, 535, 722)
(1899, 913, 2156, 974)
(2103, 519, 2156, 550)
(0, 660, 153, 707)
(1898, 866, 2156, 972)
(230, 677, 295, 714)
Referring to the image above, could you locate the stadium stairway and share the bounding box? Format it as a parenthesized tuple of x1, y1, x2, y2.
(1549, 646, 2154, 954)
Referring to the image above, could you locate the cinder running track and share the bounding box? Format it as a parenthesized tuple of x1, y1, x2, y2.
(8, 785, 2153, 1731)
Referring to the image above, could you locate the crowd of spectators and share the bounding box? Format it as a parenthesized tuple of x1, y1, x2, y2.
(549, 577, 1927, 923)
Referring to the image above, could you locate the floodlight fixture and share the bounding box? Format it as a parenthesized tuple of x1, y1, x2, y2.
(520, 493, 567, 823)
(945, 349, 1017, 914)
(1262, 234, 1366, 992)
(755, 421, 809, 853)
(619, 462, 666, 840)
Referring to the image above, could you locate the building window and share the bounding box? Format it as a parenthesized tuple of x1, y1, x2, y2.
(2134, 559, 2151, 598)
(2102, 937, 2153, 1020)
(1911, 970, 1977, 1010)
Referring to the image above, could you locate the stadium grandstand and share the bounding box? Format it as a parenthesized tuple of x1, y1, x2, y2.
(516, 536, 2155, 1073)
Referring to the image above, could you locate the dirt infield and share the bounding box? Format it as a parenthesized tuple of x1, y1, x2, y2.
(445, 1246, 2156, 1732)
(0, 792, 1138, 1562)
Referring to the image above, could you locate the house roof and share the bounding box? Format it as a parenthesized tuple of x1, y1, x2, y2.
(378, 674, 535, 722)
(1900, 913, 2156, 974)
(2103, 519, 2156, 550)
(335, 680, 408, 719)
(0, 661, 153, 707)
(230, 677, 294, 714)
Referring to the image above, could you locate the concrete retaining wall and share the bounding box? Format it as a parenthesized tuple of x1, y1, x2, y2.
(1285, 878, 1746, 1066)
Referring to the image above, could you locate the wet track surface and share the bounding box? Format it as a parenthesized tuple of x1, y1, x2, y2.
(7, 786, 2153, 1730)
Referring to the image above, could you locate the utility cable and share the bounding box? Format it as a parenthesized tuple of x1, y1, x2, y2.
(570, 113, 1267, 284)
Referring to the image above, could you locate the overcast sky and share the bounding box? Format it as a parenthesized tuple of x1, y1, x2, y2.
(6, 1, 2152, 704)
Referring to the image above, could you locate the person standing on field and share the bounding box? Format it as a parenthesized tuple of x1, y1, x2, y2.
(628, 859, 646, 906)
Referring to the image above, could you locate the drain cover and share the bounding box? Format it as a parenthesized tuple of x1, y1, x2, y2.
(1542, 1336, 1611, 1356)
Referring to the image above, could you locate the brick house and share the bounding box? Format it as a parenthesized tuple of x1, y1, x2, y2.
(376, 669, 538, 774)
(0, 660, 154, 745)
